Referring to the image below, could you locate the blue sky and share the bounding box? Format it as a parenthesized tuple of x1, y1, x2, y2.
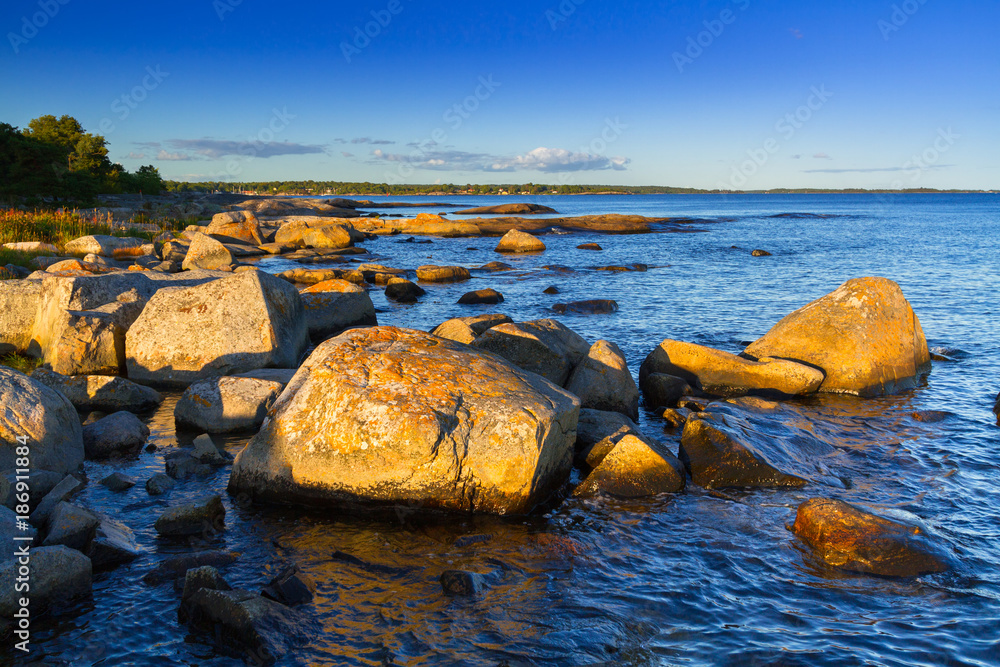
(2, 0, 997, 189)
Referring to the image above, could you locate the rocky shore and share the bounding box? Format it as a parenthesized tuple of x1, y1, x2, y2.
(0, 196, 969, 663)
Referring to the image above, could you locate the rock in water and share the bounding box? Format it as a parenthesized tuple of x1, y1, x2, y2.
(30, 369, 162, 412)
(793, 498, 950, 577)
(494, 229, 546, 253)
(458, 288, 504, 305)
(155, 495, 226, 537)
(471, 319, 590, 387)
(82, 411, 150, 460)
(229, 326, 580, 515)
(0, 368, 84, 474)
(415, 265, 472, 283)
(552, 300, 619, 315)
(565, 340, 640, 421)
(640, 339, 824, 399)
(175, 376, 284, 433)
(0, 545, 92, 634)
(299, 280, 377, 342)
(744, 277, 931, 396)
(993, 392, 999, 425)
(126, 271, 309, 387)
(384, 278, 425, 303)
(207, 211, 265, 245)
(574, 433, 685, 498)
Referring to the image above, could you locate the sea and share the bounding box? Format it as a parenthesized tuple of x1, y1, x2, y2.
(16, 193, 1000, 666)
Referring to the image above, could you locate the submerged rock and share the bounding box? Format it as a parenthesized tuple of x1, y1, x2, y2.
(229, 326, 580, 515)
(440, 570, 488, 596)
(471, 319, 590, 387)
(793, 498, 950, 577)
(553, 300, 619, 315)
(640, 339, 824, 398)
(100, 472, 137, 492)
(384, 277, 425, 303)
(494, 229, 546, 253)
(415, 265, 472, 283)
(751, 249, 772, 257)
(154, 495, 226, 537)
(146, 473, 176, 496)
(175, 376, 283, 433)
(745, 277, 931, 396)
(0, 368, 84, 474)
(261, 563, 316, 606)
(565, 340, 640, 420)
(458, 288, 505, 305)
(993, 392, 999, 425)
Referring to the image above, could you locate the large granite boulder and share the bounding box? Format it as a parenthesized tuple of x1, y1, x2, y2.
(565, 340, 640, 420)
(30, 369, 162, 412)
(41, 309, 124, 376)
(495, 229, 546, 253)
(0, 279, 43, 355)
(471, 319, 590, 387)
(207, 211, 265, 245)
(793, 498, 950, 577)
(0, 369, 84, 474)
(229, 327, 580, 515)
(175, 376, 283, 433)
(126, 270, 309, 387)
(299, 280, 377, 341)
(274, 220, 357, 249)
(82, 411, 150, 459)
(640, 339, 824, 399)
(182, 233, 235, 272)
(744, 277, 931, 396)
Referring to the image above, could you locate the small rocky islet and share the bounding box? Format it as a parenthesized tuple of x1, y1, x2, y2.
(0, 196, 977, 663)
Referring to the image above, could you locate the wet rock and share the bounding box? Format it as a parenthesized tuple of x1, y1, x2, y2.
(0, 368, 84, 474)
(165, 451, 213, 480)
(180, 587, 314, 666)
(478, 261, 513, 271)
(175, 377, 283, 433)
(229, 326, 580, 515)
(577, 243, 603, 251)
(575, 409, 643, 457)
(910, 410, 952, 423)
(42, 501, 99, 551)
(574, 433, 685, 498)
(146, 473, 176, 496)
(543, 265, 575, 273)
(29, 475, 83, 526)
(593, 263, 647, 272)
(416, 265, 472, 283)
(993, 393, 999, 425)
(30, 369, 163, 412)
(207, 211, 265, 246)
(154, 495, 226, 537)
(99, 472, 137, 492)
(458, 288, 504, 305)
(440, 570, 487, 596)
(454, 534, 492, 548)
(181, 565, 232, 608)
(142, 550, 241, 585)
(751, 249, 772, 257)
(495, 229, 546, 253)
(0, 279, 42, 355)
(640, 339, 824, 399)
(471, 319, 590, 386)
(565, 340, 640, 421)
(192, 434, 233, 466)
(126, 271, 309, 388)
(661, 407, 691, 429)
(745, 277, 931, 396)
(181, 233, 235, 272)
(384, 277, 425, 303)
(553, 299, 619, 315)
(299, 280, 377, 341)
(640, 373, 692, 409)
(0, 469, 63, 512)
(88, 513, 141, 569)
(793, 498, 950, 577)
(543, 285, 560, 295)
(262, 563, 315, 606)
(0, 546, 92, 634)
(82, 411, 150, 460)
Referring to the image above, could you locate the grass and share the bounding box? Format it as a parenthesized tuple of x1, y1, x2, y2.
(0, 208, 190, 253)
(0, 353, 42, 374)
(0, 247, 46, 270)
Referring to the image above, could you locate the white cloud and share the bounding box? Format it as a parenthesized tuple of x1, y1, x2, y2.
(488, 147, 630, 172)
(157, 149, 194, 161)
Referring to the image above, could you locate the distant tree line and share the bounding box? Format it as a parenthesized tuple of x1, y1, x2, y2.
(162, 180, 710, 196)
(0, 115, 164, 203)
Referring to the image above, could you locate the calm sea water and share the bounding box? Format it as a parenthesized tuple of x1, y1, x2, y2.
(17, 194, 1000, 666)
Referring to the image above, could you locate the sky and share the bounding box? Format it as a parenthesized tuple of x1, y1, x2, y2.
(1, 0, 997, 189)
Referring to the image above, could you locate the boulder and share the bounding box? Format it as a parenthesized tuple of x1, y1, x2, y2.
(0, 469, 63, 511)
(42, 501, 99, 551)
(430, 315, 512, 345)
(181, 566, 232, 607)
(440, 570, 487, 596)
(181, 233, 235, 272)
(416, 265, 471, 283)
(751, 249, 772, 257)
(261, 564, 315, 606)
(99, 472, 137, 492)
(191, 434, 233, 467)
(142, 550, 240, 585)
(565, 340, 640, 420)
(640, 339, 825, 398)
(229, 327, 580, 515)
(553, 300, 619, 315)
(146, 473, 176, 496)
(495, 229, 546, 253)
(277, 267, 353, 286)
(155, 495, 226, 537)
(384, 278, 425, 303)
(165, 451, 214, 480)
(458, 288, 504, 305)
(29, 474, 83, 526)
(82, 411, 149, 460)
(574, 434, 685, 498)
(577, 243, 602, 251)
(41, 309, 124, 376)
(0, 368, 84, 474)
(88, 513, 141, 569)
(3, 241, 58, 254)
(233, 368, 297, 386)
(0, 546, 91, 634)
(275, 221, 356, 249)
(0, 505, 36, 556)
(207, 211, 265, 245)
(575, 409, 643, 457)
(126, 270, 309, 387)
(30, 369, 162, 412)
(994, 392, 999, 425)
(299, 281, 377, 341)
(0, 279, 42, 355)
(64, 235, 143, 257)
(793, 498, 950, 577)
(744, 277, 931, 396)
(471, 319, 590, 386)
(175, 376, 284, 433)
(640, 373, 692, 409)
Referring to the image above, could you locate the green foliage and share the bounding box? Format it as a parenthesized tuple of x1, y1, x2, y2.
(0, 353, 42, 374)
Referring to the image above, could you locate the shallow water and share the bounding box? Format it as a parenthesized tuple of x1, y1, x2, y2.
(14, 193, 1000, 666)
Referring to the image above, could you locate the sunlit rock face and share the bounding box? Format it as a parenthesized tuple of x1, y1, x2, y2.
(745, 277, 931, 397)
(229, 326, 580, 515)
